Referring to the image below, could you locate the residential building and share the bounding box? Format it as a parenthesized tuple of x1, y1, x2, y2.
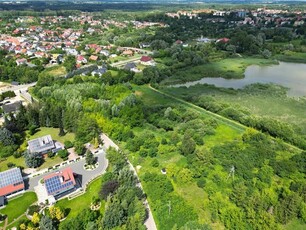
(2, 101, 22, 114)
(0, 167, 25, 197)
(44, 167, 76, 197)
(140, 56, 155, 66)
(27, 135, 56, 154)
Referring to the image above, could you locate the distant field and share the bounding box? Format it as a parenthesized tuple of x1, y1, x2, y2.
(161, 57, 277, 85)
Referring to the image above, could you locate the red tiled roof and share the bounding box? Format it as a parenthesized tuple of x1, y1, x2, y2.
(140, 56, 152, 62)
(44, 167, 76, 185)
(0, 183, 24, 196)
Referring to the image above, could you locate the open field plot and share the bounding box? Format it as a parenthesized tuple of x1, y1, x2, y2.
(42, 65, 67, 77)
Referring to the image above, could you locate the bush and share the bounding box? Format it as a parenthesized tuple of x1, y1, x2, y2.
(7, 162, 16, 168)
(47, 151, 55, 158)
(28, 205, 40, 216)
(13, 151, 22, 158)
(57, 149, 69, 160)
(64, 140, 74, 149)
(197, 179, 206, 188)
(151, 159, 159, 167)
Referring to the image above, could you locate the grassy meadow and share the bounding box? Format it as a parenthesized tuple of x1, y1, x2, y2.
(162, 84, 306, 134)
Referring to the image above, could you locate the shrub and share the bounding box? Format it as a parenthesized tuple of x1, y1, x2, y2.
(28, 205, 40, 216)
(47, 151, 55, 158)
(7, 162, 16, 168)
(57, 149, 69, 160)
(197, 179, 206, 188)
(64, 141, 74, 149)
(151, 159, 159, 167)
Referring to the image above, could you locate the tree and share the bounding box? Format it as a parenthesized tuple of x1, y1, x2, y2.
(24, 152, 43, 168)
(0, 128, 15, 146)
(180, 133, 196, 155)
(39, 215, 56, 230)
(32, 212, 40, 225)
(64, 55, 76, 72)
(100, 180, 119, 200)
(85, 150, 96, 165)
(49, 206, 65, 221)
(262, 49, 272, 59)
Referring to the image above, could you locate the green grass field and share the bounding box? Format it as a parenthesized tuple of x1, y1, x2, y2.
(27, 127, 75, 144)
(42, 65, 67, 77)
(0, 192, 37, 227)
(161, 57, 277, 85)
(0, 156, 26, 172)
(56, 177, 104, 222)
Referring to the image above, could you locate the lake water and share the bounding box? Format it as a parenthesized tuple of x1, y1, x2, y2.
(171, 62, 306, 97)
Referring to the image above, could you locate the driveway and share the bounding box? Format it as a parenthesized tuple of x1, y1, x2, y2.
(25, 149, 108, 191)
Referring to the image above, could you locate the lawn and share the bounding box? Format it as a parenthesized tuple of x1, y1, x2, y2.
(56, 176, 104, 222)
(161, 57, 278, 85)
(27, 127, 75, 144)
(0, 155, 26, 172)
(0, 192, 37, 226)
(42, 65, 67, 77)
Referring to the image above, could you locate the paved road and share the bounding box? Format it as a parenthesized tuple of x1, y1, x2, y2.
(26, 149, 108, 191)
(110, 57, 142, 68)
(101, 134, 158, 230)
(0, 82, 36, 94)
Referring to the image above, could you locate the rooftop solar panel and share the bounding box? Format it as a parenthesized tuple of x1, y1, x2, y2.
(45, 175, 74, 196)
(0, 168, 23, 188)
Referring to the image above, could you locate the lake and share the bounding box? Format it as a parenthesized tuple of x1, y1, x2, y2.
(171, 62, 306, 97)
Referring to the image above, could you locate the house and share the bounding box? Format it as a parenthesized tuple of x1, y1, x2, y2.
(89, 55, 98, 61)
(122, 50, 134, 57)
(76, 55, 87, 64)
(27, 135, 57, 154)
(0, 168, 25, 197)
(0, 196, 5, 207)
(140, 56, 155, 66)
(197, 36, 213, 43)
(44, 167, 76, 197)
(216, 38, 230, 43)
(16, 58, 27, 66)
(124, 62, 137, 71)
(139, 43, 151, 49)
(91, 68, 107, 77)
(2, 101, 22, 114)
(100, 50, 110, 57)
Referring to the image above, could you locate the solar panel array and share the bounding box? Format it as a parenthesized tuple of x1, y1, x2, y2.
(45, 176, 74, 195)
(0, 168, 23, 188)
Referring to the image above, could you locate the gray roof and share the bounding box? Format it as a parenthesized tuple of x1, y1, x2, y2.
(124, 62, 136, 70)
(28, 135, 55, 153)
(2, 101, 22, 113)
(0, 168, 23, 189)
